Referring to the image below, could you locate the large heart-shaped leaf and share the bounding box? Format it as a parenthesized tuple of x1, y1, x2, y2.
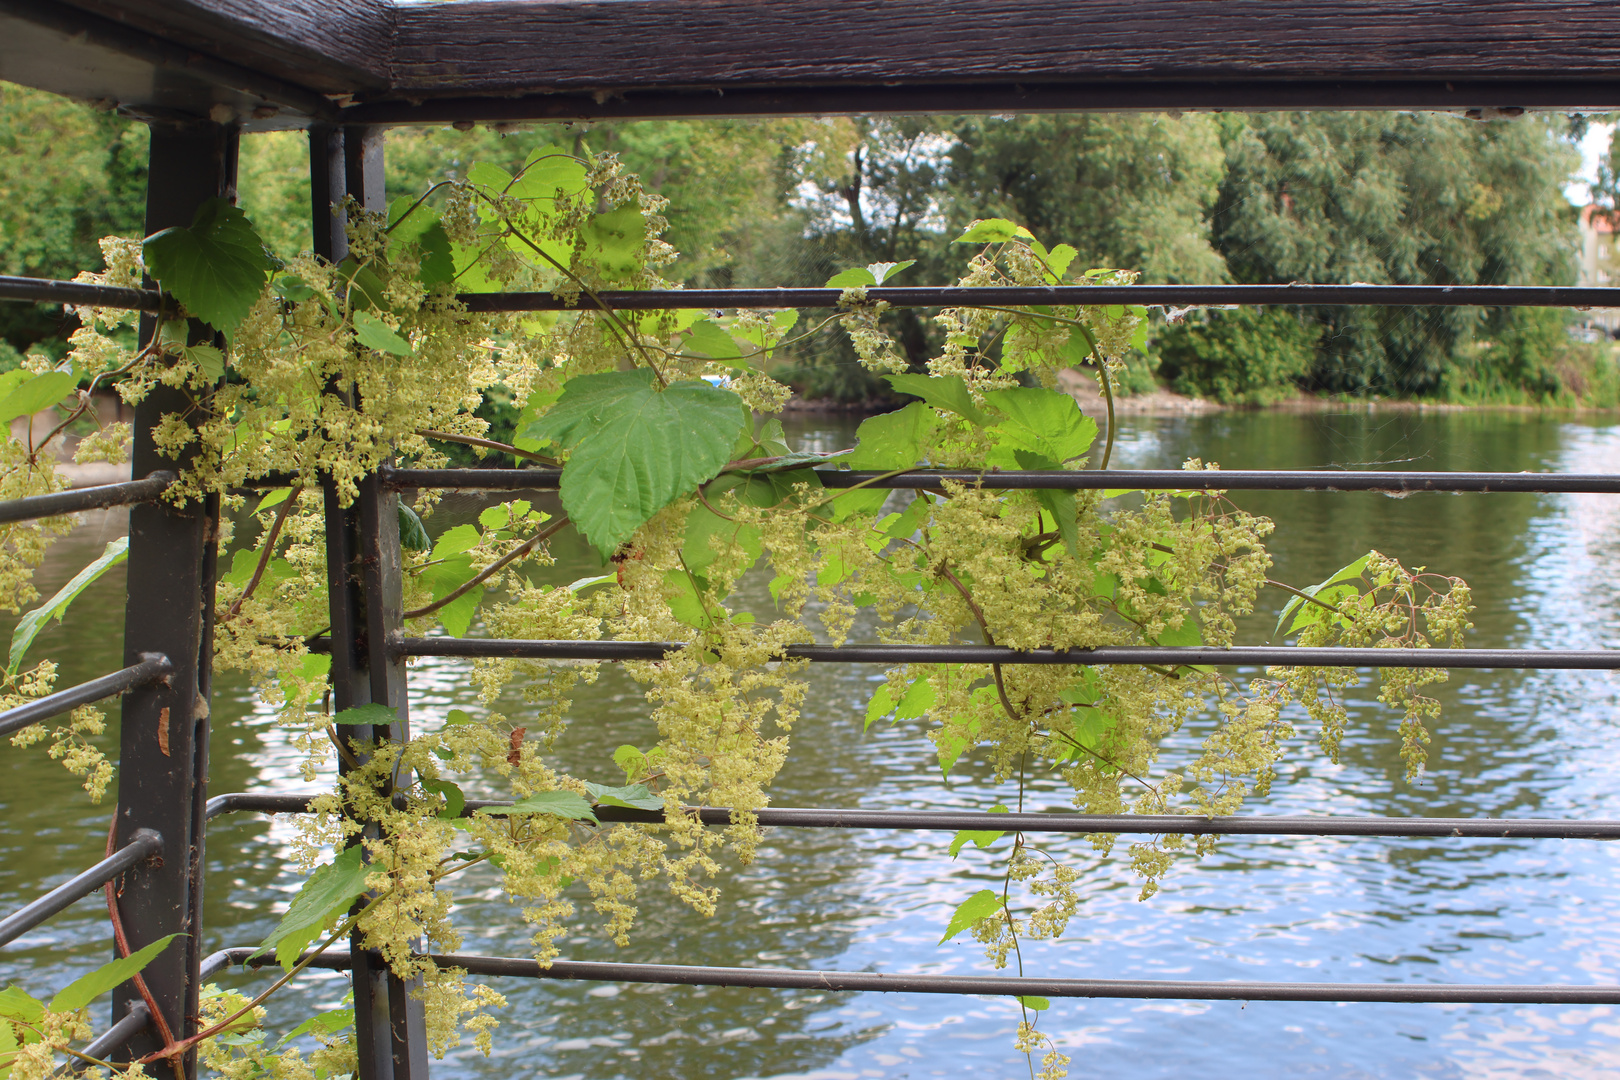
(143, 198, 271, 333)
(523, 369, 746, 557)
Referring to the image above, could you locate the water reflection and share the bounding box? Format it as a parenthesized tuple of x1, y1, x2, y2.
(2, 409, 1620, 1077)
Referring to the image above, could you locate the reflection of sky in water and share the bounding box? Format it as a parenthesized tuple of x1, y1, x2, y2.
(6, 411, 1620, 1078)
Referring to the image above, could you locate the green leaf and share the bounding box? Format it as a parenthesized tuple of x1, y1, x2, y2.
(984, 387, 1097, 463)
(949, 804, 1009, 856)
(825, 266, 877, 288)
(420, 778, 465, 821)
(683, 494, 762, 575)
(954, 218, 1031, 244)
(337, 259, 389, 313)
(0, 988, 43, 1023)
(1035, 488, 1081, 561)
(353, 312, 411, 356)
(332, 703, 396, 728)
(431, 524, 480, 559)
(582, 203, 647, 281)
(276, 1007, 355, 1049)
(524, 370, 748, 557)
(510, 145, 589, 205)
(583, 781, 663, 811)
(185, 343, 225, 383)
(1275, 553, 1372, 639)
(10, 538, 127, 674)
(0, 371, 76, 426)
(417, 553, 482, 636)
(1155, 615, 1203, 648)
(142, 198, 271, 333)
(445, 708, 476, 726)
(386, 198, 455, 288)
(397, 502, 431, 552)
(681, 319, 744, 362)
(939, 889, 1003, 944)
(1014, 995, 1051, 1011)
(867, 259, 915, 284)
(862, 684, 896, 731)
(831, 402, 940, 521)
(255, 487, 294, 513)
(273, 274, 315, 302)
(481, 790, 598, 822)
(884, 374, 989, 427)
(51, 934, 182, 1012)
(252, 847, 371, 972)
(511, 384, 563, 462)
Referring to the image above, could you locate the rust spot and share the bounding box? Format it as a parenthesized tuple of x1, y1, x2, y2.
(507, 727, 527, 767)
(157, 706, 171, 757)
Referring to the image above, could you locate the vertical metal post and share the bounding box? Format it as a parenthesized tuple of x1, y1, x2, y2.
(113, 120, 237, 1074)
(314, 124, 429, 1080)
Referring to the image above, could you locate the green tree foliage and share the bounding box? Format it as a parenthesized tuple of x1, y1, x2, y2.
(1211, 112, 1580, 395)
(0, 83, 146, 362)
(1156, 307, 1317, 404)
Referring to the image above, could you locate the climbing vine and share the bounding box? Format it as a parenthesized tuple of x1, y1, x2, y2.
(0, 145, 1470, 1080)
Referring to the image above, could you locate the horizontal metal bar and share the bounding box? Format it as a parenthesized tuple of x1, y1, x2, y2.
(0, 829, 161, 948)
(0, 472, 176, 525)
(0, 275, 164, 313)
(0, 654, 174, 741)
(203, 791, 1620, 839)
(14, 278, 1614, 319)
(207, 947, 1620, 1005)
(378, 465, 1620, 495)
(71, 1003, 150, 1073)
(454, 283, 1620, 313)
(387, 637, 1620, 670)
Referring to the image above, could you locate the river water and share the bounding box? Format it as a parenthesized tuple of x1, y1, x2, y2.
(4, 408, 1620, 1079)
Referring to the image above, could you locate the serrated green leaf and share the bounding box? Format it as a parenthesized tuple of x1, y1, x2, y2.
(867, 259, 915, 284)
(884, 374, 989, 427)
(1014, 995, 1051, 1011)
(954, 218, 1029, 244)
(584, 781, 663, 811)
(332, 703, 396, 728)
(862, 684, 896, 731)
(831, 402, 940, 521)
(275, 1007, 354, 1049)
(0, 987, 43, 1023)
(353, 312, 410, 356)
(681, 319, 744, 362)
(524, 370, 747, 557)
(143, 198, 270, 333)
(683, 494, 762, 575)
(420, 778, 465, 821)
(273, 274, 315, 302)
(185, 343, 225, 383)
(10, 538, 127, 674)
(481, 790, 598, 822)
(984, 387, 1097, 464)
(445, 708, 475, 726)
(825, 266, 877, 288)
(939, 889, 1003, 944)
(50, 933, 182, 1013)
(582, 203, 646, 281)
(386, 197, 455, 288)
(397, 502, 431, 552)
(255, 487, 294, 513)
(0, 371, 76, 426)
(252, 847, 370, 972)
(1275, 553, 1372, 639)
(431, 524, 480, 559)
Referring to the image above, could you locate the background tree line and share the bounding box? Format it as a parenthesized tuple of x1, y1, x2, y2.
(1, 81, 1607, 406)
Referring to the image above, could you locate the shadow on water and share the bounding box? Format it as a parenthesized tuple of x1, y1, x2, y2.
(4, 408, 1620, 1077)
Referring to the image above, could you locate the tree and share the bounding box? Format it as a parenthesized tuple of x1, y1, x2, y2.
(1211, 112, 1580, 394)
(0, 83, 147, 363)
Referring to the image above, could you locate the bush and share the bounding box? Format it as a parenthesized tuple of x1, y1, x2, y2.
(1155, 307, 1316, 404)
(1445, 307, 1620, 405)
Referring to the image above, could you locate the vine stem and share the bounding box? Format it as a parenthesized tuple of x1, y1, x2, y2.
(103, 817, 183, 1080)
(402, 514, 570, 620)
(221, 488, 301, 622)
(417, 429, 557, 465)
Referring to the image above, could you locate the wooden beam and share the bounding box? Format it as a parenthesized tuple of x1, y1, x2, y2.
(385, 0, 1620, 94)
(57, 0, 392, 95)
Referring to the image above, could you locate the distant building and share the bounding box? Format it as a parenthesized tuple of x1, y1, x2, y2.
(1577, 205, 1620, 336)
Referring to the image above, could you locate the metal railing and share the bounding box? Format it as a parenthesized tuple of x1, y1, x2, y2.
(5, 130, 1620, 1079)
